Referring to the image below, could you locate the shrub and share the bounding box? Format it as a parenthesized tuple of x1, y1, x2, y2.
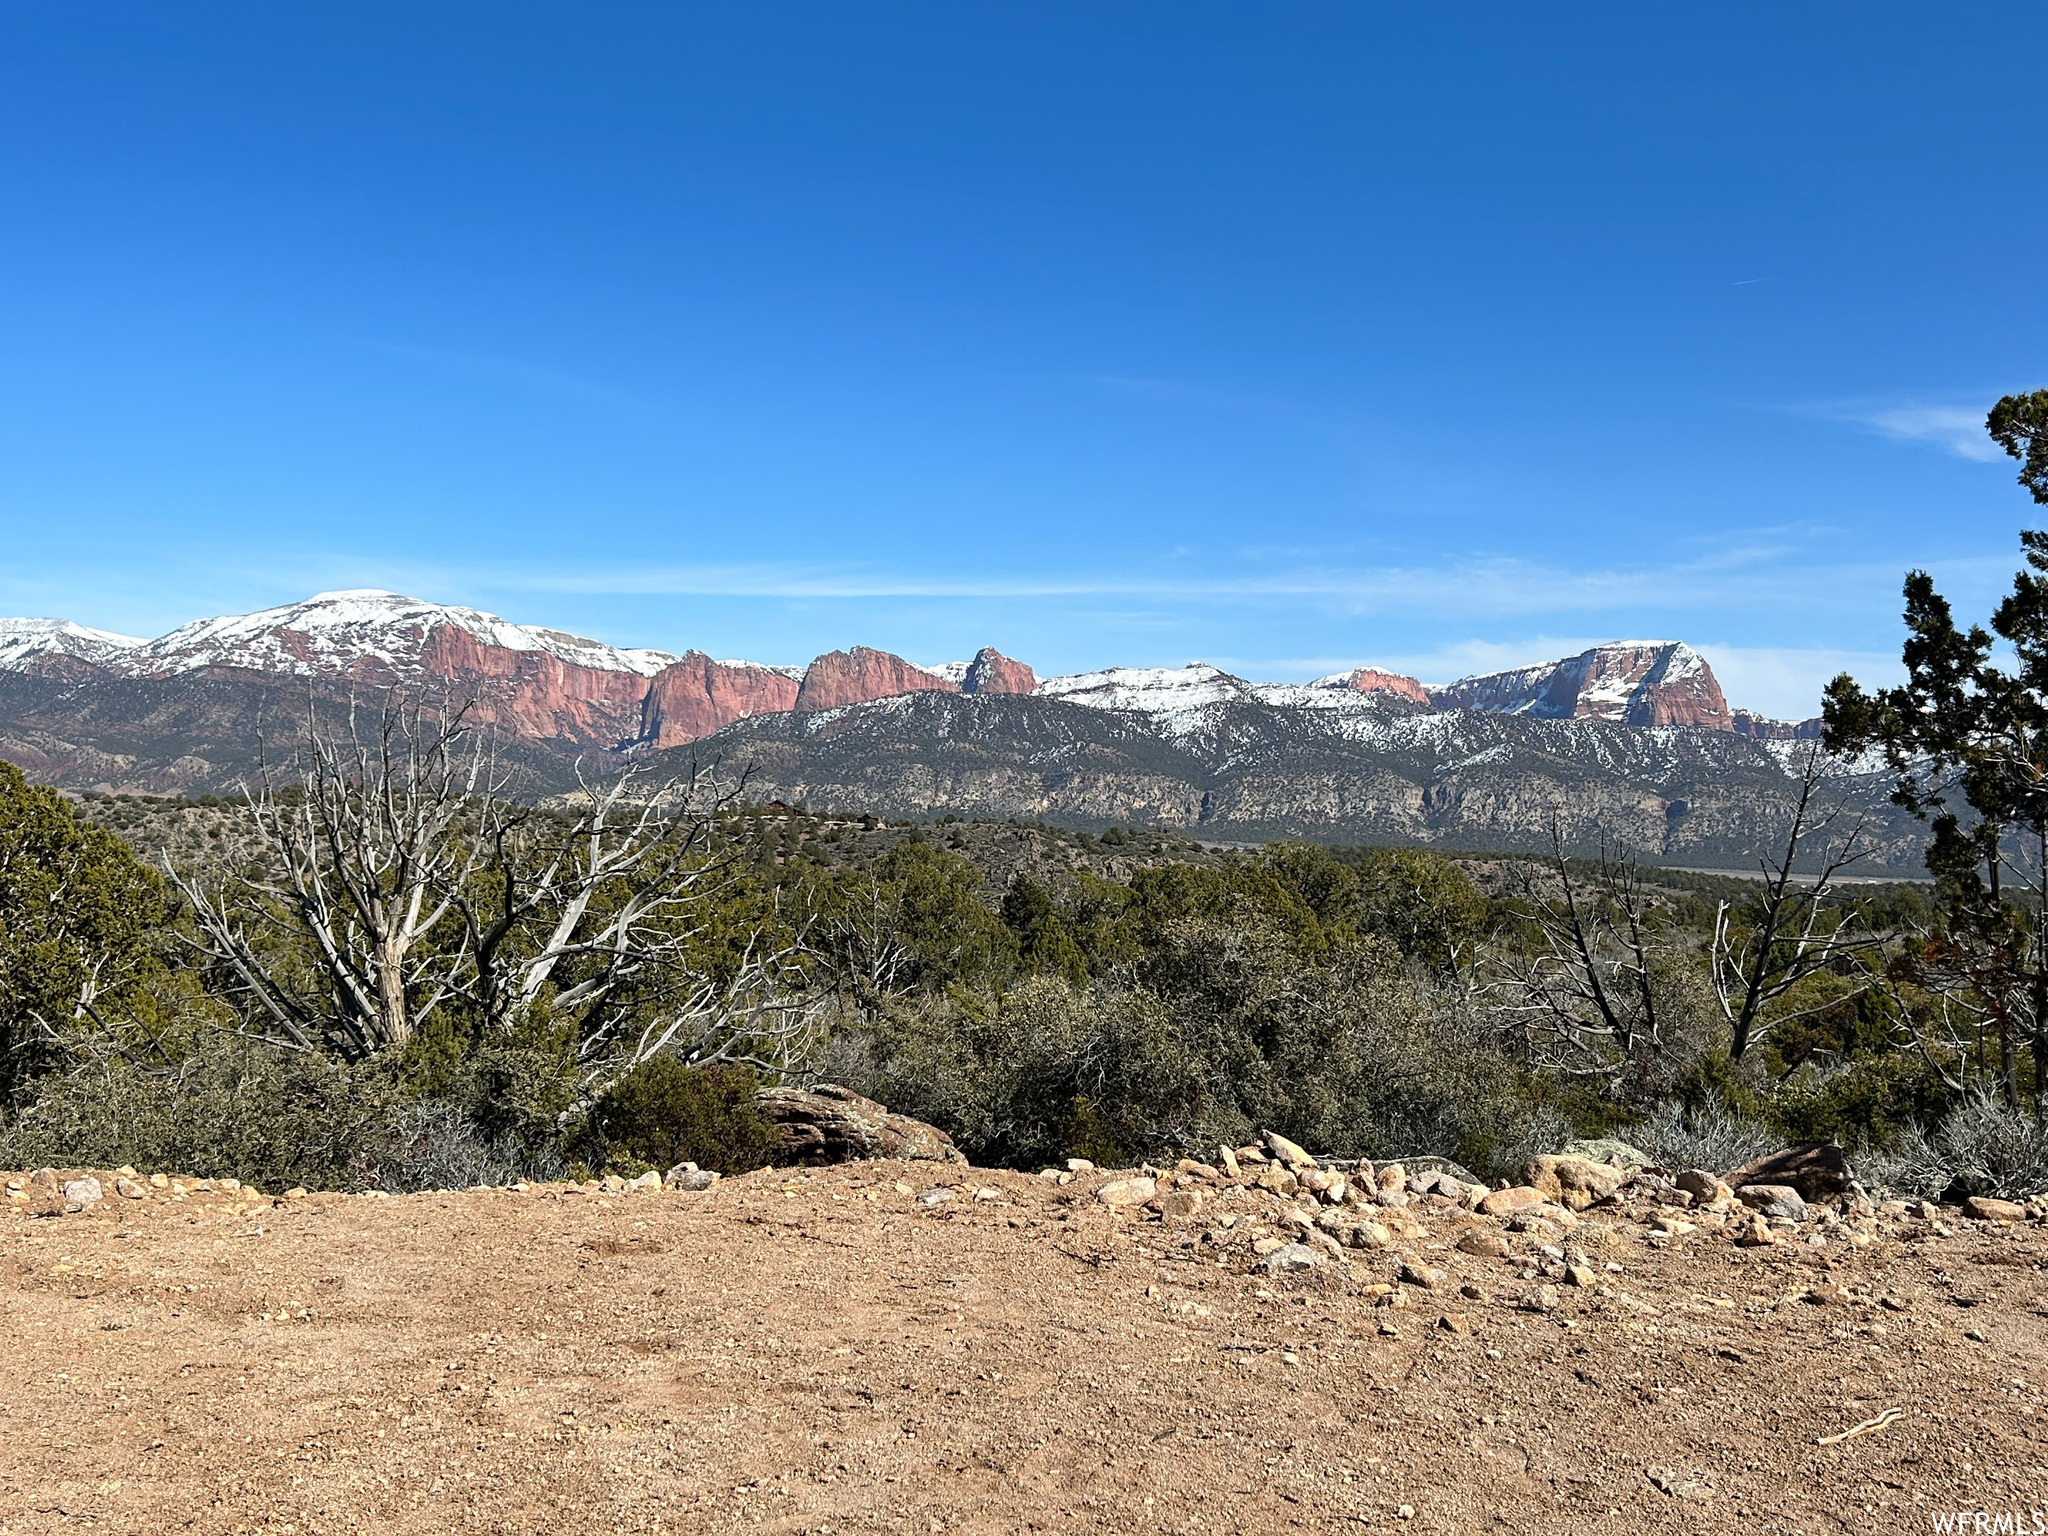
(1630, 1098, 1779, 1173)
(569, 1058, 777, 1176)
(0, 1046, 393, 1190)
(357, 1100, 561, 1193)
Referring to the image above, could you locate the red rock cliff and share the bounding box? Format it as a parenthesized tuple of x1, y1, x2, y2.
(417, 625, 651, 743)
(960, 648, 1037, 696)
(794, 647, 961, 711)
(1431, 643, 1732, 730)
(638, 652, 804, 747)
(1342, 667, 1432, 705)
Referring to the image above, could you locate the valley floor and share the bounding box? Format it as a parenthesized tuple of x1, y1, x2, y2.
(2, 1162, 2043, 1534)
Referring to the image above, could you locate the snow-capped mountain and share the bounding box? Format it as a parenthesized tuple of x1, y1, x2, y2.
(0, 617, 146, 675)
(1430, 642, 1730, 729)
(118, 590, 682, 681)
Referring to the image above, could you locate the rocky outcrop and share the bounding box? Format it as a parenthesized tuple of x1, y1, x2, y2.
(1340, 667, 1431, 705)
(754, 1083, 965, 1164)
(636, 652, 802, 747)
(1723, 1143, 1856, 1203)
(794, 647, 960, 711)
(1432, 642, 1732, 730)
(416, 624, 651, 743)
(959, 647, 1036, 696)
(1731, 710, 1823, 741)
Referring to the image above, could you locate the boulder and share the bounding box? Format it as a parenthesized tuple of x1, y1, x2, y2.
(1722, 1143, 1854, 1204)
(1675, 1169, 1736, 1208)
(62, 1176, 103, 1205)
(1479, 1186, 1545, 1218)
(1524, 1154, 1627, 1211)
(1262, 1242, 1320, 1275)
(1261, 1130, 1316, 1168)
(1095, 1177, 1156, 1208)
(1963, 1195, 2026, 1223)
(755, 1083, 965, 1165)
(1457, 1229, 1511, 1258)
(1736, 1184, 1807, 1220)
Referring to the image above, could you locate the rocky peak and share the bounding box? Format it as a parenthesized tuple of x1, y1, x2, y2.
(960, 647, 1037, 696)
(1336, 666, 1431, 705)
(637, 652, 804, 747)
(794, 647, 962, 711)
(1432, 642, 1731, 730)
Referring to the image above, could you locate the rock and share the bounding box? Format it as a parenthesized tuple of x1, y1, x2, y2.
(1649, 1215, 1696, 1237)
(1734, 1215, 1775, 1247)
(1154, 1189, 1206, 1219)
(627, 1170, 661, 1193)
(1676, 1169, 1736, 1207)
(1524, 1154, 1627, 1211)
(1217, 1145, 1240, 1179)
(1736, 1184, 1807, 1220)
(1340, 666, 1432, 705)
(148, 1173, 168, 1188)
(1478, 1186, 1544, 1218)
(284, 1186, 310, 1199)
(1518, 1284, 1560, 1313)
(1262, 1243, 1319, 1274)
(1565, 1264, 1597, 1288)
(1458, 1282, 1486, 1301)
(1964, 1195, 2026, 1223)
(1261, 1130, 1315, 1168)
(62, 1176, 103, 1204)
(1723, 1143, 1854, 1204)
(1296, 1167, 1343, 1199)
(1255, 1166, 1300, 1197)
(667, 1169, 720, 1192)
(1457, 1229, 1511, 1258)
(28, 1168, 58, 1195)
(600, 1174, 629, 1194)
(755, 1083, 965, 1165)
(1435, 1313, 1468, 1334)
(114, 1176, 147, 1200)
(1067, 1158, 1095, 1172)
(917, 1187, 957, 1208)
(1561, 1137, 1654, 1170)
(1376, 1162, 1407, 1194)
(1095, 1177, 1157, 1208)
(1398, 1262, 1447, 1290)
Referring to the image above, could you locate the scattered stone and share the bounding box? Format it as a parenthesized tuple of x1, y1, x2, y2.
(756, 1083, 966, 1164)
(627, 1170, 662, 1193)
(1435, 1313, 1468, 1334)
(1261, 1130, 1315, 1169)
(1459, 1282, 1486, 1302)
(1649, 1215, 1696, 1237)
(1478, 1186, 1544, 1218)
(1378, 1319, 1401, 1339)
(284, 1187, 310, 1199)
(1734, 1215, 1775, 1247)
(1262, 1242, 1319, 1275)
(1095, 1177, 1156, 1208)
(1398, 1261, 1447, 1290)
(148, 1173, 168, 1189)
(1296, 1167, 1343, 1200)
(1255, 1166, 1300, 1197)
(1154, 1189, 1206, 1219)
(28, 1168, 58, 1195)
(1217, 1145, 1240, 1179)
(1457, 1229, 1510, 1258)
(1736, 1184, 1807, 1220)
(666, 1168, 720, 1192)
(918, 1187, 959, 1208)
(1518, 1284, 1559, 1313)
(1723, 1143, 1854, 1203)
(114, 1177, 146, 1200)
(1067, 1158, 1095, 1173)
(1676, 1169, 1736, 1208)
(1376, 1162, 1408, 1195)
(62, 1177, 103, 1205)
(1565, 1264, 1597, 1288)
(1963, 1195, 2025, 1223)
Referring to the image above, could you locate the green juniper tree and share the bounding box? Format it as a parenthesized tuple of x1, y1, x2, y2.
(1825, 389, 2048, 1113)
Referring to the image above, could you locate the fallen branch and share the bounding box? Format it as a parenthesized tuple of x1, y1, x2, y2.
(1817, 1406, 1904, 1445)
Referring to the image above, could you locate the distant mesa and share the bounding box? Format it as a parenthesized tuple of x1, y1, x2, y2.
(1429, 642, 1732, 730)
(637, 652, 803, 749)
(1337, 666, 1432, 705)
(794, 646, 960, 712)
(959, 647, 1036, 696)
(1730, 709, 1823, 741)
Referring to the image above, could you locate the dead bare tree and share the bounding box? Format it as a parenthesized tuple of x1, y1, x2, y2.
(1707, 744, 1891, 1063)
(172, 695, 818, 1090)
(1496, 818, 1672, 1079)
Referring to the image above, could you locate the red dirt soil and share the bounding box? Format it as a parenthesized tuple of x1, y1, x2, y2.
(2, 1162, 2044, 1535)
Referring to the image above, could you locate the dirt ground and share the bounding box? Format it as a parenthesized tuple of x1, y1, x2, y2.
(2, 1162, 2044, 1535)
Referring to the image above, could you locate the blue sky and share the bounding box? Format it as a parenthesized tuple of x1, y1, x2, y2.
(0, 4, 2042, 717)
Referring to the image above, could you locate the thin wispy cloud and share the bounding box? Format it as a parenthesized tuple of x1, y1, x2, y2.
(1812, 399, 2005, 462)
